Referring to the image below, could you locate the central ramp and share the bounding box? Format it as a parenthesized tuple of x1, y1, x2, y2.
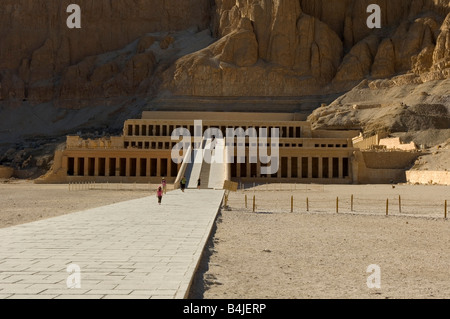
(0, 189, 224, 299)
(183, 137, 226, 190)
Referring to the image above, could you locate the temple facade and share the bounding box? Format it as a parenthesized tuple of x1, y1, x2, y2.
(39, 111, 419, 187)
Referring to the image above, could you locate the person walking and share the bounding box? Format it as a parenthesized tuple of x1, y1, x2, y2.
(211, 135, 216, 150)
(161, 177, 167, 194)
(157, 186, 163, 205)
(180, 176, 187, 192)
(197, 178, 201, 190)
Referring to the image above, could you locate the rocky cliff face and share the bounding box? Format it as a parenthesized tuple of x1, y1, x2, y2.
(0, 0, 449, 118)
(0, 0, 212, 106)
(164, 0, 450, 96)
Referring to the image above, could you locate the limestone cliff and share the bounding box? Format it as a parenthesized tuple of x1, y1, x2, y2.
(0, 0, 449, 130)
(0, 0, 212, 105)
(164, 0, 450, 96)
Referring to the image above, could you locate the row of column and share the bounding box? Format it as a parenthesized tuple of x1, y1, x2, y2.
(232, 156, 349, 179)
(128, 124, 184, 137)
(67, 157, 178, 178)
(127, 124, 302, 138)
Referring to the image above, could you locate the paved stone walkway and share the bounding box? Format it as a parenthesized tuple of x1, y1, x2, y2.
(0, 189, 224, 299)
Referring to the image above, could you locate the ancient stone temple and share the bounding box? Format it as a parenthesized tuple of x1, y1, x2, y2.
(39, 111, 420, 187)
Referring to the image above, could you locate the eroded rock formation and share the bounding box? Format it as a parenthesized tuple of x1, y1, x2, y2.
(0, 0, 449, 108)
(161, 0, 449, 96)
(0, 0, 212, 105)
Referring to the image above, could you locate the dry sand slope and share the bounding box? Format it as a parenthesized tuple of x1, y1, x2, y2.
(191, 184, 450, 299)
(0, 180, 156, 228)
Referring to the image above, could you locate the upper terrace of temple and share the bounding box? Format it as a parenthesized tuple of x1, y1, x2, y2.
(65, 112, 358, 151)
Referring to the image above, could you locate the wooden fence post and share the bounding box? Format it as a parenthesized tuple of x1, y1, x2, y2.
(386, 199, 389, 216)
(445, 200, 447, 219)
(336, 197, 339, 214)
(291, 196, 294, 213)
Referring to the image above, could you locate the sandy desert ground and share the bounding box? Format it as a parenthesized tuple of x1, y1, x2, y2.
(1, 180, 449, 299)
(190, 184, 450, 299)
(0, 179, 160, 228)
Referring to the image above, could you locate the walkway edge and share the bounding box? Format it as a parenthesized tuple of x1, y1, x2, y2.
(176, 191, 225, 299)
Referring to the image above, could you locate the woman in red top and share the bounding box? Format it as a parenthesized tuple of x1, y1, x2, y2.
(157, 186, 163, 205)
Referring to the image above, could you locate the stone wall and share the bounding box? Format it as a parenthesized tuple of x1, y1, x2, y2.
(357, 168, 406, 184)
(379, 137, 417, 151)
(362, 151, 420, 169)
(406, 170, 450, 185)
(353, 134, 380, 150)
(352, 150, 415, 184)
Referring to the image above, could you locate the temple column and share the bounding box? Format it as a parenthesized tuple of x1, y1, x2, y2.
(339, 157, 343, 179)
(256, 159, 261, 178)
(116, 157, 121, 176)
(157, 158, 162, 177)
(84, 157, 89, 177)
(318, 157, 323, 179)
(287, 156, 292, 178)
(308, 157, 312, 179)
(136, 158, 141, 177)
(126, 158, 131, 177)
(74, 158, 79, 176)
(105, 158, 110, 177)
(277, 158, 282, 179)
(147, 158, 151, 177)
(298, 157, 302, 179)
(236, 159, 241, 178)
(94, 157, 99, 176)
(328, 157, 333, 179)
